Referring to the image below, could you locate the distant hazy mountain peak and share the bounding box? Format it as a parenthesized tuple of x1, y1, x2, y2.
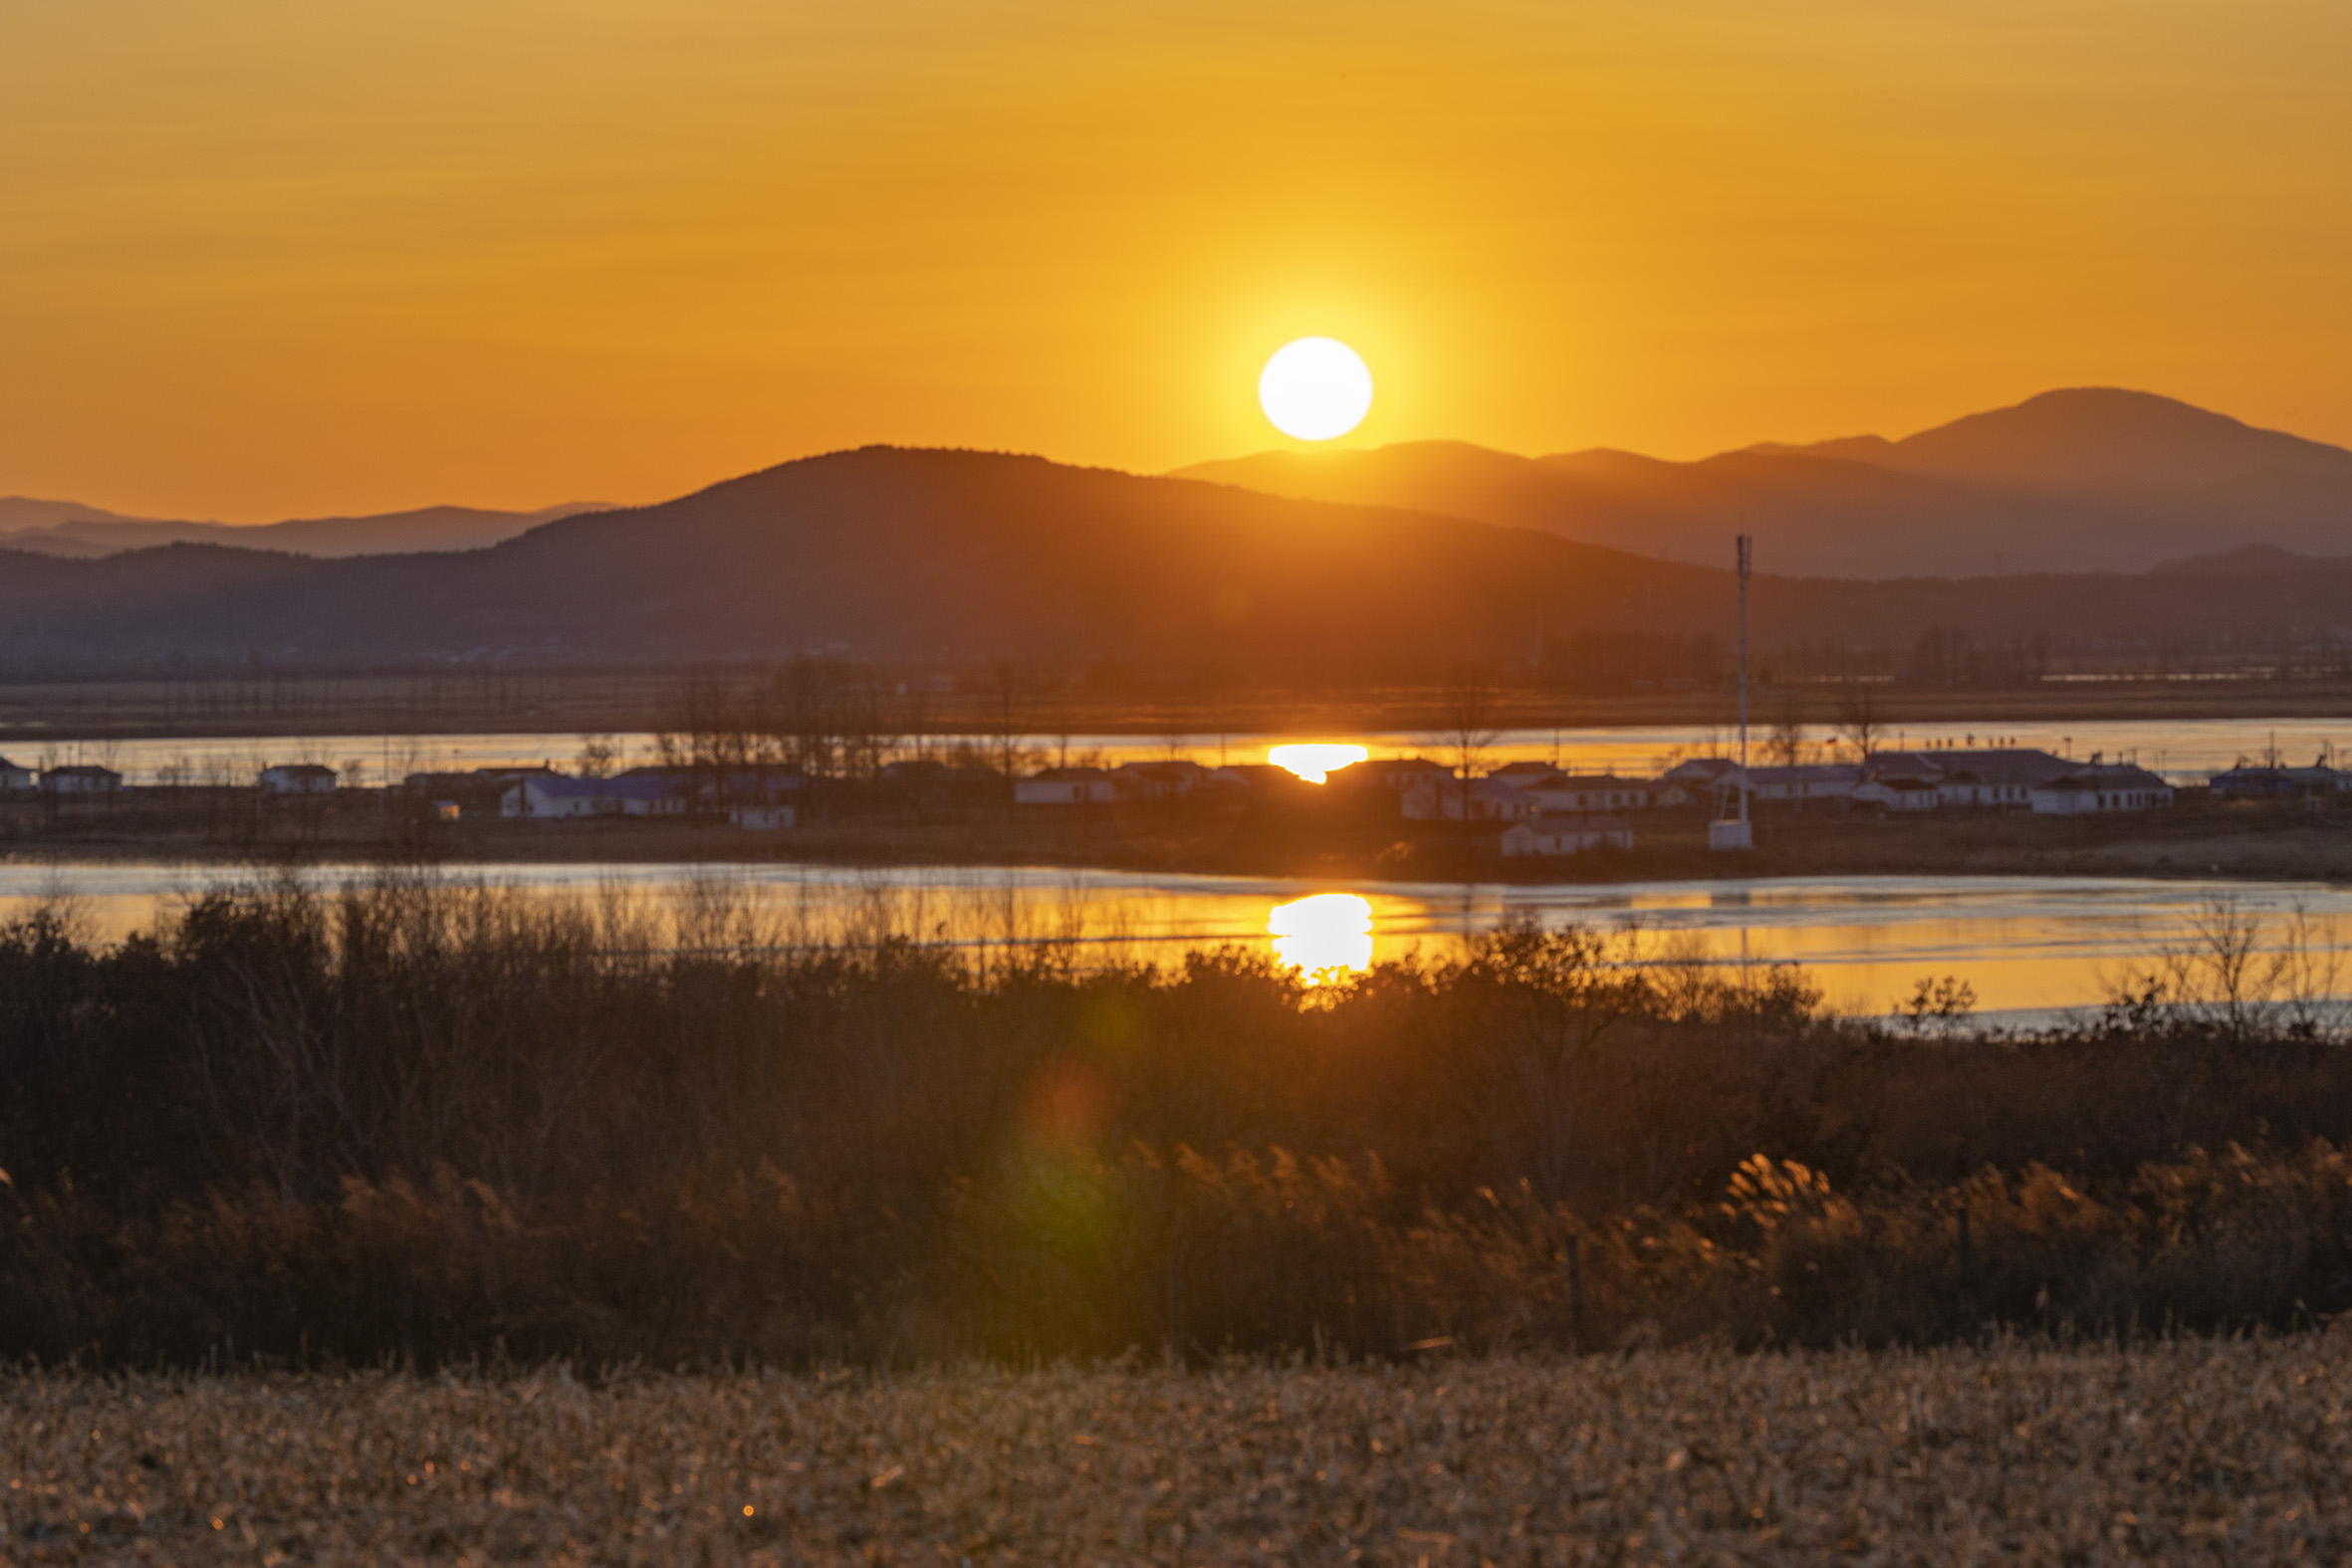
(1761, 386, 2352, 489)
(1162, 388, 2352, 577)
(1739, 433, 1897, 463)
(0, 496, 162, 531)
(0, 499, 613, 559)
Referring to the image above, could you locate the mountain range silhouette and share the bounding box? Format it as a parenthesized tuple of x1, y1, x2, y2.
(6, 388, 2352, 668)
(1176, 389, 2352, 577)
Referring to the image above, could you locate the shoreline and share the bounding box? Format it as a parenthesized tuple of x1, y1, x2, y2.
(8, 794, 2351, 886)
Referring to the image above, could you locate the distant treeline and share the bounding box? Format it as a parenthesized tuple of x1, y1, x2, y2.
(6, 877, 2352, 1367)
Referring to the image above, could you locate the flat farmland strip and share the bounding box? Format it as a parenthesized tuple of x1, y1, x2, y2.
(4, 1342, 2349, 1562)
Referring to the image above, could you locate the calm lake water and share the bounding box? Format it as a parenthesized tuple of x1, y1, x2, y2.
(14, 716, 2349, 787)
(9, 861, 2350, 1027)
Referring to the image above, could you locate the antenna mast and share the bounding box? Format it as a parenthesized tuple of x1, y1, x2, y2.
(1710, 534, 1756, 852)
(1737, 534, 1752, 825)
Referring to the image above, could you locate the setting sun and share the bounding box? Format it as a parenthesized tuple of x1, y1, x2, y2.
(1258, 339, 1373, 442)
(1267, 744, 1370, 784)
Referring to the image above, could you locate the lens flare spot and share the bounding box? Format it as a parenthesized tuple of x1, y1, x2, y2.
(1268, 893, 1374, 982)
(1267, 744, 1369, 784)
(1023, 1062, 1109, 1148)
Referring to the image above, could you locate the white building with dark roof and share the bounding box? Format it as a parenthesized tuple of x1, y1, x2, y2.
(1501, 812, 1634, 857)
(259, 764, 338, 795)
(2029, 764, 2174, 815)
(1402, 777, 1542, 822)
(1015, 767, 1115, 805)
(1111, 761, 1210, 799)
(502, 774, 690, 818)
(1522, 774, 1677, 812)
(40, 765, 121, 794)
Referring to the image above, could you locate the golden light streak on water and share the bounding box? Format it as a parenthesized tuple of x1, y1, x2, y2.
(1267, 892, 1375, 981)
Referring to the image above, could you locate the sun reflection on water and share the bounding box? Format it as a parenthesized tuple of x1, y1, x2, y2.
(1268, 893, 1374, 982)
(1266, 744, 1369, 784)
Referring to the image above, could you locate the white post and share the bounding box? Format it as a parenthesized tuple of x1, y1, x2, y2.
(1710, 536, 1757, 851)
(1738, 534, 1751, 825)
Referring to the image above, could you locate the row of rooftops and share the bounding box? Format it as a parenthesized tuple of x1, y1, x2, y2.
(0, 746, 2309, 803)
(1, 759, 137, 790)
(1659, 748, 2174, 794)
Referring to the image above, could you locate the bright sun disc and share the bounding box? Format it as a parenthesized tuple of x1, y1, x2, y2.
(1259, 338, 1372, 441)
(1267, 744, 1369, 784)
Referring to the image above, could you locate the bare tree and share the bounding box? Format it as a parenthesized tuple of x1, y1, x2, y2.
(1766, 697, 1806, 770)
(1437, 672, 1500, 832)
(575, 734, 619, 779)
(655, 671, 777, 814)
(1833, 682, 1883, 766)
(983, 660, 1031, 781)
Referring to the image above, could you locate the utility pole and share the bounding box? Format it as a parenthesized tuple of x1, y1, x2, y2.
(1711, 535, 1756, 851)
(1739, 533, 1751, 828)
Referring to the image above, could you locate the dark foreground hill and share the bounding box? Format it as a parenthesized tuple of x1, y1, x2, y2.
(1176, 389, 2352, 578)
(4, 444, 2350, 672)
(0, 449, 1724, 669)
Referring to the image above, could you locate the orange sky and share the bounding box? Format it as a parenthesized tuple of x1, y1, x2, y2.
(4, 1, 2350, 522)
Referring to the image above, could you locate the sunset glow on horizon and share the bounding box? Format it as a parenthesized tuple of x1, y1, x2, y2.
(1268, 744, 1371, 784)
(5, 2, 2351, 521)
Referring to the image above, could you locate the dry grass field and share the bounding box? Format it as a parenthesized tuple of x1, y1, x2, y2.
(5, 1342, 2349, 1564)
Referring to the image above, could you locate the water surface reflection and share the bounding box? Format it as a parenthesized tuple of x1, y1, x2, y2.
(8, 862, 2352, 1025)
(1267, 893, 1375, 980)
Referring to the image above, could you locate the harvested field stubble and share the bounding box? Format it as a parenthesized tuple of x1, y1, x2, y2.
(4, 1342, 2350, 1563)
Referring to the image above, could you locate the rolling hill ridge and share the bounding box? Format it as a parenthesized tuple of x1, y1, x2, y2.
(5, 443, 2352, 675)
(1175, 389, 2352, 577)
(0, 501, 609, 560)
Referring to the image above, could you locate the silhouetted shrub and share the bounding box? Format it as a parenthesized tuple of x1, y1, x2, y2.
(7, 874, 2352, 1365)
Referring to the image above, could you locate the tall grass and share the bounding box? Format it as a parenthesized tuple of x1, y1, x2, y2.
(7, 873, 2352, 1366)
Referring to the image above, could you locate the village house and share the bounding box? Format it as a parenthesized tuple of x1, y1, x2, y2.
(2028, 763, 2174, 815)
(1849, 765, 1943, 813)
(1111, 760, 1211, 800)
(2209, 762, 2351, 800)
(1731, 763, 1861, 806)
(1663, 758, 1739, 786)
(1401, 776, 1542, 822)
(1685, 761, 1855, 817)
(1204, 763, 1302, 794)
(259, 763, 338, 795)
(404, 767, 557, 816)
(502, 774, 691, 818)
(1841, 748, 2091, 814)
(1930, 768, 2041, 808)
(608, 764, 804, 806)
(1358, 758, 1454, 792)
(1501, 812, 1634, 857)
(0, 757, 32, 791)
(40, 765, 122, 794)
(1520, 774, 1680, 812)
(1014, 766, 1115, 805)
(1886, 748, 2073, 808)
